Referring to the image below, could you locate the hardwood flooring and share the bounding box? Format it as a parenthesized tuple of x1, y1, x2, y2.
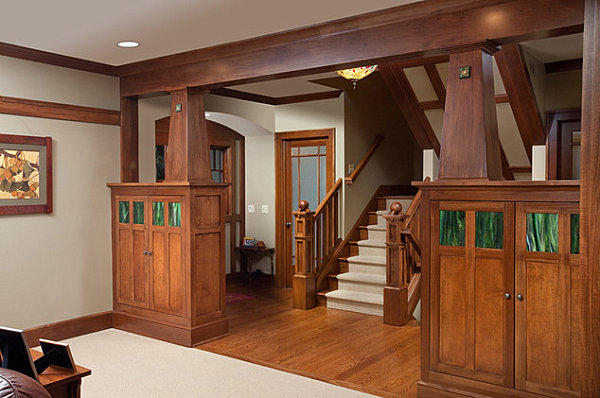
(198, 282, 420, 397)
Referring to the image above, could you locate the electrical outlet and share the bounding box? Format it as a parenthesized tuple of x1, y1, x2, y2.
(348, 163, 355, 174)
(261, 204, 269, 214)
(248, 204, 255, 213)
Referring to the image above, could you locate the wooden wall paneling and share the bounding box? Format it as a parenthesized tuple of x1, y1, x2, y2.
(379, 63, 440, 155)
(120, 97, 139, 183)
(118, 0, 584, 97)
(494, 43, 546, 162)
(166, 89, 211, 183)
(580, 0, 600, 395)
(0, 95, 120, 125)
(0, 41, 119, 76)
(438, 44, 503, 180)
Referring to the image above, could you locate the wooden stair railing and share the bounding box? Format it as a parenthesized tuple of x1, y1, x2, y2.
(383, 179, 427, 325)
(344, 134, 384, 185)
(293, 178, 343, 309)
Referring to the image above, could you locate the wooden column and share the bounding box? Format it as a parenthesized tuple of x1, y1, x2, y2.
(120, 96, 138, 182)
(438, 43, 503, 180)
(384, 202, 410, 326)
(166, 88, 212, 183)
(581, 0, 600, 395)
(293, 200, 316, 309)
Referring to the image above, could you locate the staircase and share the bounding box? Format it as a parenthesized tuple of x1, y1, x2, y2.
(320, 195, 414, 316)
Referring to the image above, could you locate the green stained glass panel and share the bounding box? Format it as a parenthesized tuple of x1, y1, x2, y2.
(440, 210, 465, 247)
(133, 202, 144, 224)
(153, 202, 165, 226)
(526, 213, 558, 253)
(168, 202, 181, 227)
(476, 211, 503, 249)
(118, 201, 129, 224)
(571, 214, 580, 254)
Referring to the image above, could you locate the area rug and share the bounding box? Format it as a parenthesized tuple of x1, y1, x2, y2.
(225, 292, 256, 305)
(63, 329, 378, 398)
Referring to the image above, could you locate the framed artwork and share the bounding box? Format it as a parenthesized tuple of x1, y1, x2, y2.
(0, 133, 52, 215)
(243, 237, 256, 247)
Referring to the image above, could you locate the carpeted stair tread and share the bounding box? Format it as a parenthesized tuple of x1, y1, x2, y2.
(336, 272, 385, 285)
(357, 239, 386, 248)
(325, 289, 383, 306)
(366, 224, 386, 231)
(346, 255, 386, 265)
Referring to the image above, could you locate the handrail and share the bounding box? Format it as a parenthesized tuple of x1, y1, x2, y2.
(405, 176, 429, 226)
(314, 178, 343, 217)
(401, 229, 421, 257)
(344, 134, 384, 185)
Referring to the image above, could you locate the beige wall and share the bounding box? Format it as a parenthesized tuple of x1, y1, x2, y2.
(0, 56, 120, 329)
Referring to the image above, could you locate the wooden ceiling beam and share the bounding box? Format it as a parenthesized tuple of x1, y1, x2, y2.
(424, 64, 446, 103)
(419, 94, 510, 110)
(494, 43, 547, 162)
(119, 0, 583, 97)
(545, 58, 583, 73)
(210, 87, 343, 105)
(379, 63, 440, 156)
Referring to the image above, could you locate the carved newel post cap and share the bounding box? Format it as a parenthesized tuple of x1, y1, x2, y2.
(390, 202, 403, 215)
(298, 200, 310, 212)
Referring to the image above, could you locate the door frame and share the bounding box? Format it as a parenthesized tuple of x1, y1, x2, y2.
(274, 128, 335, 288)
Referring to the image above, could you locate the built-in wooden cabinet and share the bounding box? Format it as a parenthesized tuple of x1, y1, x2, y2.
(417, 181, 580, 398)
(109, 183, 228, 347)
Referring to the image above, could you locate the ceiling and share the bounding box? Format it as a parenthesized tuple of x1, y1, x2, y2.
(0, 0, 420, 66)
(521, 33, 583, 63)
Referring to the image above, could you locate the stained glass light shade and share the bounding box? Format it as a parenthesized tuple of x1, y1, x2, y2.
(336, 65, 378, 89)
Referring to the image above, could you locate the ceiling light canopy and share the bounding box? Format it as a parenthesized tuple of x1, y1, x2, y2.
(336, 65, 378, 89)
(117, 41, 140, 48)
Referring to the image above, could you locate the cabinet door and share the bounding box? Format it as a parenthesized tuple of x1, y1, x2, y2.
(431, 201, 514, 387)
(115, 196, 149, 308)
(515, 203, 580, 397)
(148, 198, 186, 316)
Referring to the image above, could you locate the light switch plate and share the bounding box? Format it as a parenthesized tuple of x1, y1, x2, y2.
(348, 163, 355, 174)
(248, 204, 255, 213)
(261, 205, 269, 214)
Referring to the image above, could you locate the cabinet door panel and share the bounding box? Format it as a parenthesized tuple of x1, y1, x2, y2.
(439, 254, 468, 368)
(168, 233, 184, 313)
(117, 228, 133, 302)
(133, 230, 147, 303)
(151, 230, 168, 310)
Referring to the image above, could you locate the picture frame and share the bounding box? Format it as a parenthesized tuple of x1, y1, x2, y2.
(243, 237, 256, 247)
(0, 133, 52, 215)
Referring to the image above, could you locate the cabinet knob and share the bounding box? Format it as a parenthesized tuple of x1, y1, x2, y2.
(147, 251, 152, 255)
(516, 294, 524, 301)
(143, 251, 148, 255)
(504, 293, 511, 300)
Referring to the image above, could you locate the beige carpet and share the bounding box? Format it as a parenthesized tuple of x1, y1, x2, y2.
(63, 329, 379, 397)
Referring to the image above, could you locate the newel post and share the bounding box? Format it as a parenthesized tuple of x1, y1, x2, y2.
(383, 202, 410, 326)
(293, 200, 317, 309)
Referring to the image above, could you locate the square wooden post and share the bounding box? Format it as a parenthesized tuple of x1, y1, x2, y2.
(293, 200, 316, 309)
(384, 202, 410, 326)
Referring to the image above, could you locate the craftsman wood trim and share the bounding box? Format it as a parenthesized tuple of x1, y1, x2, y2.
(424, 64, 446, 103)
(120, 97, 139, 182)
(0, 41, 118, 76)
(495, 94, 510, 104)
(211, 87, 343, 105)
(118, 0, 584, 96)
(380, 63, 441, 155)
(580, 0, 600, 395)
(494, 43, 546, 162)
(0, 95, 120, 125)
(546, 110, 581, 180)
(545, 58, 583, 73)
(23, 312, 113, 348)
(508, 166, 532, 173)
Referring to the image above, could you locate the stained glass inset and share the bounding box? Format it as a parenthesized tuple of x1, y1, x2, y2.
(133, 202, 144, 224)
(440, 210, 465, 247)
(153, 202, 165, 226)
(169, 202, 181, 227)
(118, 201, 129, 224)
(526, 213, 558, 253)
(475, 212, 503, 249)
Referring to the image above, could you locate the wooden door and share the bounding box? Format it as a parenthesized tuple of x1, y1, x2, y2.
(547, 111, 581, 180)
(114, 195, 149, 308)
(275, 129, 335, 288)
(515, 203, 580, 397)
(148, 196, 186, 316)
(431, 201, 514, 387)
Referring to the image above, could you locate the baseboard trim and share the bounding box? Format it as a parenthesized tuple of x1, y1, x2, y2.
(24, 311, 113, 347)
(112, 312, 228, 347)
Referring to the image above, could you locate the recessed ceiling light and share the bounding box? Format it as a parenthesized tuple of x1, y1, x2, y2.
(117, 41, 140, 48)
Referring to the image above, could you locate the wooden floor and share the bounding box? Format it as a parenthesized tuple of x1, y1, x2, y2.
(198, 282, 420, 398)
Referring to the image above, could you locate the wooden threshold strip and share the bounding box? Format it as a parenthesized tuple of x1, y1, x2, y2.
(0, 95, 120, 126)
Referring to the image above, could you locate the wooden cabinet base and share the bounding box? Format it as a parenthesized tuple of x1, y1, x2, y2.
(293, 274, 316, 309)
(383, 285, 409, 326)
(112, 312, 228, 347)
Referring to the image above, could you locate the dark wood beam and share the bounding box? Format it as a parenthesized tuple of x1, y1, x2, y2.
(210, 87, 343, 105)
(120, 97, 139, 183)
(508, 165, 532, 173)
(0, 95, 120, 125)
(379, 63, 440, 156)
(0, 41, 118, 76)
(580, 0, 599, 393)
(494, 43, 546, 162)
(388, 55, 450, 69)
(119, 0, 584, 97)
(501, 150, 515, 180)
(545, 58, 583, 73)
(424, 64, 446, 103)
(419, 94, 510, 110)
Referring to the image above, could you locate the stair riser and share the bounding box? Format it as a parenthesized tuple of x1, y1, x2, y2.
(368, 214, 378, 224)
(359, 229, 369, 240)
(327, 298, 383, 317)
(339, 261, 349, 273)
(329, 278, 339, 290)
(350, 245, 359, 256)
(338, 280, 384, 295)
(348, 263, 386, 275)
(368, 229, 386, 241)
(358, 245, 386, 257)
